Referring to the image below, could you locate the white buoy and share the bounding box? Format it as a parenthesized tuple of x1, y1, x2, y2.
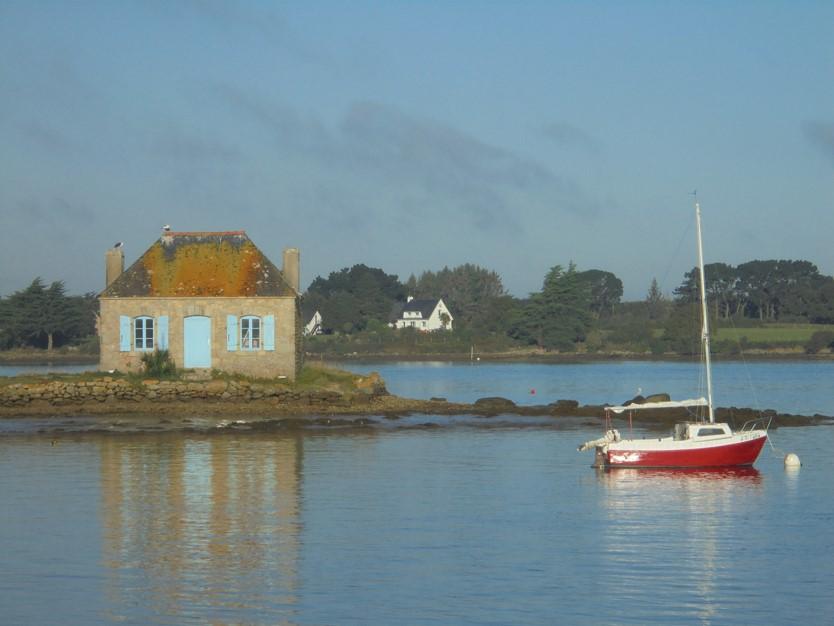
(784, 453, 801, 468)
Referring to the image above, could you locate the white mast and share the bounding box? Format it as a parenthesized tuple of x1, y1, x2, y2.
(694, 200, 715, 423)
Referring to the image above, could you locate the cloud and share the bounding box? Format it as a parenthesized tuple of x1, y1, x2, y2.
(340, 103, 600, 220)
(205, 87, 601, 236)
(23, 196, 96, 223)
(18, 121, 74, 153)
(146, 0, 330, 67)
(8, 196, 97, 238)
(210, 84, 331, 155)
(803, 121, 834, 163)
(342, 102, 555, 189)
(542, 122, 602, 155)
(151, 126, 239, 162)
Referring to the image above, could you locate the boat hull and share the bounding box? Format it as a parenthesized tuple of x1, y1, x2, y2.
(602, 432, 767, 469)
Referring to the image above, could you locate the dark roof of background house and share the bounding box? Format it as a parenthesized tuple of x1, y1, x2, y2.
(100, 231, 295, 298)
(401, 299, 440, 319)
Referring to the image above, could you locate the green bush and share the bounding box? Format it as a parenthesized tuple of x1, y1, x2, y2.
(140, 349, 177, 377)
(805, 330, 834, 354)
(604, 320, 654, 351)
(75, 335, 100, 355)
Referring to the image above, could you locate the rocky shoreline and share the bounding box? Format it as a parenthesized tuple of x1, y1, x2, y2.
(1, 375, 831, 431)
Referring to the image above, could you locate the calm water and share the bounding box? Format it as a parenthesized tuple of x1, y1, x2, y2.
(1, 361, 833, 624)
(0, 362, 94, 377)
(335, 359, 834, 416)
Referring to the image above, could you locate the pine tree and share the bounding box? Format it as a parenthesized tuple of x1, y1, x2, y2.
(645, 278, 665, 320)
(517, 262, 592, 350)
(2, 278, 81, 350)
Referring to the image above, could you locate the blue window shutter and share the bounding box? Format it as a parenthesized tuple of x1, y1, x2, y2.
(264, 315, 275, 351)
(157, 316, 169, 350)
(226, 315, 238, 351)
(119, 316, 131, 352)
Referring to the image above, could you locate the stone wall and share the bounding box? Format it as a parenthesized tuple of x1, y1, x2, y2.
(99, 296, 299, 379)
(0, 377, 384, 409)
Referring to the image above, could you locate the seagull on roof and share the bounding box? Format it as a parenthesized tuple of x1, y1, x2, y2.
(162, 224, 171, 232)
(113, 241, 123, 248)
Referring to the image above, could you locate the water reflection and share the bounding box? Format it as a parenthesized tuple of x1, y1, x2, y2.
(600, 466, 762, 484)
(99, 434, 303, 623)
(596, 466, 763, 625)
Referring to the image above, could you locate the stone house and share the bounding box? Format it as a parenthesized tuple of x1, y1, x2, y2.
(99, 230, 302, 379)
(391, 297, 454, 331)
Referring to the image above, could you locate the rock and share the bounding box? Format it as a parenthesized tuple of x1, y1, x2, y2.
(354, 372, 387, 395)
(204, 380, 227, 394)
(473, 397, 517, 411)
(549, 399, 579, 415)
(623, 394, 646, 406)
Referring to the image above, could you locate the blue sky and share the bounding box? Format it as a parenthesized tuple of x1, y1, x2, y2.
(1, 1, 832, 300)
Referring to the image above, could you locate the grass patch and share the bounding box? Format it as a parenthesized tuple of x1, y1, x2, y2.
(715, 323, 834, 345)
(295, 365, 362, 392)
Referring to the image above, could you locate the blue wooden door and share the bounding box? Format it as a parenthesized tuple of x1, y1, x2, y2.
(184, 316, 211, 368)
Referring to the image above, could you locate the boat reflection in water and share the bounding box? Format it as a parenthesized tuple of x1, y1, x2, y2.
(599, 465, 762, 484)
(594, 464, 764, 624)
(99, 433, 304, 623)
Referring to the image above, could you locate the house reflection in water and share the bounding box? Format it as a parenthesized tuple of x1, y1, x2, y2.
(99, 433, 303, 622)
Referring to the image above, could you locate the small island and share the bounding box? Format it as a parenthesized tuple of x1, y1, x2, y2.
(2, 366, 831, 433)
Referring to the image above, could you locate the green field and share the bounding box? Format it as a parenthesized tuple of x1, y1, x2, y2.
(714, 323, 834, 345)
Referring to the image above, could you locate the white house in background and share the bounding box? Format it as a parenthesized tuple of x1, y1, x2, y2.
(392, 297, 454, 331)
(304, 310, 323, 336)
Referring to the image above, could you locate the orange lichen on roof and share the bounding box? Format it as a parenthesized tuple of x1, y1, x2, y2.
(100, 231, 294, 298)
(141, 238, 273, 297)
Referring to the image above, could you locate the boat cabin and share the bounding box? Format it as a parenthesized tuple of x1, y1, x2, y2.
(674, 422, 732, 441)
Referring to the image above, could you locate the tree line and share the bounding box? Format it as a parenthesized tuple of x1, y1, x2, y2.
(2, 257, 833, 354)
(302, 257, 834, 353)
(674, 260, 834, 323)
(0, 278, 98, 352)
(301, 262, 624, 349)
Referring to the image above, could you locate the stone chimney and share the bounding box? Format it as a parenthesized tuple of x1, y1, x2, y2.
(282, 247, 300, 293)
(105, 246, 125, 288)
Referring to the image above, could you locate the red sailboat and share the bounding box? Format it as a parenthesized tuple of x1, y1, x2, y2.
(579, 200, 770, 469)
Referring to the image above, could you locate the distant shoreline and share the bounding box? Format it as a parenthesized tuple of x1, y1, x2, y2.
(0, 350, 98, 365)
(317, 350, 834, 364)
(2, 349, 833, 368)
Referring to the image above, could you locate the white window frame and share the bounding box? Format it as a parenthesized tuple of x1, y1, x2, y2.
(241, 315, 261, 351)
(134, 316, 154, 351)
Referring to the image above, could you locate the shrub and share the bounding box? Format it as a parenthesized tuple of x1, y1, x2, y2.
(76, 335, 100, 355)
(140, 349, 177, 377)
(805, 330, 834, 354)
(605, 320, 654, 351)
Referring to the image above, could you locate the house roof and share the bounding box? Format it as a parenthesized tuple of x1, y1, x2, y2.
(401, 299, 441, 319)
(100, 231, 295, 298)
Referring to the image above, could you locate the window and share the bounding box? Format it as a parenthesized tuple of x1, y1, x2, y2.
(227, 314, 274, 352)
(696, 427, 726, 437)
(135, 316, 154, 351)
(241, 316, 261, 350)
